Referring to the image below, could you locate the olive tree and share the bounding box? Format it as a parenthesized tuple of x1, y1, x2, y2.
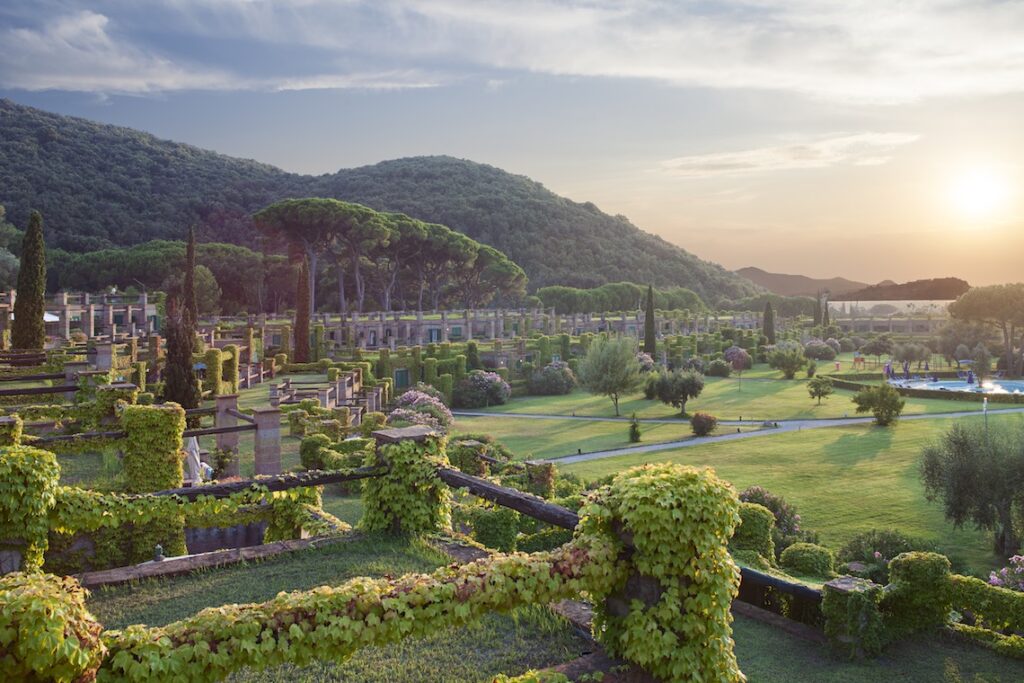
(921, 422, 1024, 556)
(578, 336, 642, 416)
(768, 343, 807, 380)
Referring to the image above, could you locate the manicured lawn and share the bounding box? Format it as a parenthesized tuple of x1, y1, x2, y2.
(733, 613, 1024, 682)
(563, 414, 1024, 574)
(452, 415, 712, 460)
(477, 380, 986, 422)
(87, 534, 589, 683)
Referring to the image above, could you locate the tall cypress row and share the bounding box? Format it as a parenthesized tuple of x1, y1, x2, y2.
(763, 301, 776, 345)
(294, 256, 311, 363)
(643, 284, 656, 355)
(12, 211, 46, 350)
(184, 226, 198, 323)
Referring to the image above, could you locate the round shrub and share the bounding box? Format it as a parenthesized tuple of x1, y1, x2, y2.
(780, 542, 835, 578)
(738, 485, 817, 557)
(723, 345, 752, 370)
(300, 433, 333, 470)
(453, 370, 511, 408)
(690, 412, 718, 436)
(391, 389, 454, 430)
(527, 361, 576, 395)
(643, 372, 659, 399)
(705, 359, 732, 377)
(839, 337, 857, 353)
(824, 338, 842, 354)
(804, 339, 837, 361)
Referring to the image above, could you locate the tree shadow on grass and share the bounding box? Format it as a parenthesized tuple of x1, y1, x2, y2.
(820, 427, 895, 468)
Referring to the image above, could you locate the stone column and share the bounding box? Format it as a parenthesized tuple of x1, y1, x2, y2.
(103, 303, 115, 335)
(84, 304, 95, 338)
(252, 407, 282, 476)
(215, 394, 240, 477)
(317, 386, 333, 410)
(268, 382, 280, 407)
(440, 311, 449, 342)
(94, 342, 114, 371)
(59, 307, 71, 340)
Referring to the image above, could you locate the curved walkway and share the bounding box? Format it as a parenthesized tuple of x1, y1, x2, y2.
(453, 407, 1024, 465)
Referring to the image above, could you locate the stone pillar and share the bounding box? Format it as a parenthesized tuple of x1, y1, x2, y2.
(103, 304, 115, 335)
(488, 319, 496, 340)
(94, 342, 114, 371)
(252, 407, 282, 476)
(317, 386, 333, 410)
(215, 394, 240, 477)
(440, 311, 449, 342)
(84, 304, 95, 338)
(59, 307, 71, 340)
(268, 382, 280, 407)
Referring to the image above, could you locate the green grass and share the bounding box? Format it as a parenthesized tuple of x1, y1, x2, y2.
(733, 613, 1024, 682)
(87, 534, 589, 683)
(477, 379, 988, 422)
(563, 414, 1024, 574)
(452, 414, 761, 460)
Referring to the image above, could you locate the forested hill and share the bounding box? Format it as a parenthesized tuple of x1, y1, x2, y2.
(832, 277, 971, 301)
(0, 99, 758, 300)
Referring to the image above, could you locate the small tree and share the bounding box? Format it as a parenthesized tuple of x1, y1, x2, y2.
(643, 285, 656, 355)
(860, 336, 893, 367)
(11, 211, 46, 350)
(578, 336, 642, 416)
(653, 368, 705, 416)
(972, 343, 992, 379)
(690, 412, 718, 436)
(852, 383, 905, 426)
(629, 414, 641, 443)
(807, 375, 834, 405)
(768, 343, 807, 379)
(724, 345, 751, 391)
(921, 422, 1024, 556)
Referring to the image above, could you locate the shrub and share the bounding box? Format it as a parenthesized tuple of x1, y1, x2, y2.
(467, 505, 519, 552)
(882, 552, 951, 638)
(690, 412, 718, 436)
(705, 359, 732, 377)
(358, 411, 387, 438)
(643, 372, 659, 399)
(392, 389, 454, 430)
(527, 361, 576, 395)
(780, 543, 835, 577)
(990, 554, 1024, 591)
(723, 345, 752, 370)
(839, 337, 857, 353)
(738, 485, 817, 556)
(300, 433, 333, 470)
(453, 370, 511, 408)
(806, 361, 817, 378)
(852, 383, 905, 426)
(731, 502, 775, 561)
(768, 343, 807, 379)
(635, 351, 655, 372)
(836, 529, 937, 584)
(825, 338, 842, 354)
(629, 416, 641, 443)
(804, 339, 837, 361)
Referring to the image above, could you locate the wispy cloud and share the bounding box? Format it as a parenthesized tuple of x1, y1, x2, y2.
(660, 132, 921, 178)
(3, 1, 1024, 101)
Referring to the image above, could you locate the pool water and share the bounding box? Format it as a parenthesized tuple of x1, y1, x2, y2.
(893, 378, 1024, 395)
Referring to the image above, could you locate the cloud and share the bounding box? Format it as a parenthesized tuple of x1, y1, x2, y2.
(4, 1, 1024, 102)
(660, 132, 921, 178)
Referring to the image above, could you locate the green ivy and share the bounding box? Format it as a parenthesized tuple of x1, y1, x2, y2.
(822, 577, 885, 658)
(121, 403, 185, 493)
(360, 435, 451, 534)
(730, 502, 776, 564)
(575, 463, 745, 682)
(0, 572, 106, 682)
(880, 551, 951, 638)
(0, 445, 60, 570)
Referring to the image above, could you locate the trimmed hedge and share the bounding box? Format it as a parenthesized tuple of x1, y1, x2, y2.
(779, 542, 834, 578)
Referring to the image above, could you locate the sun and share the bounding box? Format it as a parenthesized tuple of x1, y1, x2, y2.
(949, 167, 1011, 221)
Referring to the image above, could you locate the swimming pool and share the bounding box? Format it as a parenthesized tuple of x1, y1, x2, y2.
(891, 378, 1024, 395)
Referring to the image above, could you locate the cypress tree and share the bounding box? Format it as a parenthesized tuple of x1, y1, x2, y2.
(643, 284, 656, 355)
(822, 300, 831, 328)
(12, 211, 46, 350)
(763, 301, 776, 345)
(184, 226, 198, 323)
(294, 256, 311, 363)
(813, 291, 823, 326)
(162, 299, 200, 411)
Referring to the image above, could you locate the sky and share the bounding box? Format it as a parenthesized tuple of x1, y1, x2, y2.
(2, 1, 1023, 286)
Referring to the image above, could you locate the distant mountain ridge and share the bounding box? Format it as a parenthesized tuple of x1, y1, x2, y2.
(0, 99, 759, 302)
(735, 266, 869, 297)
(832, 277, 970, 301)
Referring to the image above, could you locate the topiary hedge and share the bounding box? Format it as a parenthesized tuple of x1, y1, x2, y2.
(731, 502, 776, 563)
(779, 542, 834, 578)
(880, 551, 951, 638)
(0, 445, 60, 570)
(360, 434, 451, 535)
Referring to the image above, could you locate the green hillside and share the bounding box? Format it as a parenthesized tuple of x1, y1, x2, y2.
(0, 99, 758, 301)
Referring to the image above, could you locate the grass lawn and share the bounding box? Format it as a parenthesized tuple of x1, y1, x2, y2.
(87, 534, 590, 683)
(478, 379, 987, 422)
(563, 413, 1024, 575)
(452, 415, 717, 460)
(733, 613, 1024, 682)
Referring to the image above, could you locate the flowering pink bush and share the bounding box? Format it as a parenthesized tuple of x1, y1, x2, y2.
(724, 345, 752, 371)
(635, 352, 655, 372)
(387, 407, 443, 431)
(990, 555, 1024, 591)
(390, 389, 454, 430)
(453, 370, 511, 408)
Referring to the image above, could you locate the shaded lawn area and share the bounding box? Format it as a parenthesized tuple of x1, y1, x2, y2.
(733, 613, 1024, 682)
(476, 379, 986, 421)
(563, 414, 1024, 575)
(87, 534, 589, 683)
